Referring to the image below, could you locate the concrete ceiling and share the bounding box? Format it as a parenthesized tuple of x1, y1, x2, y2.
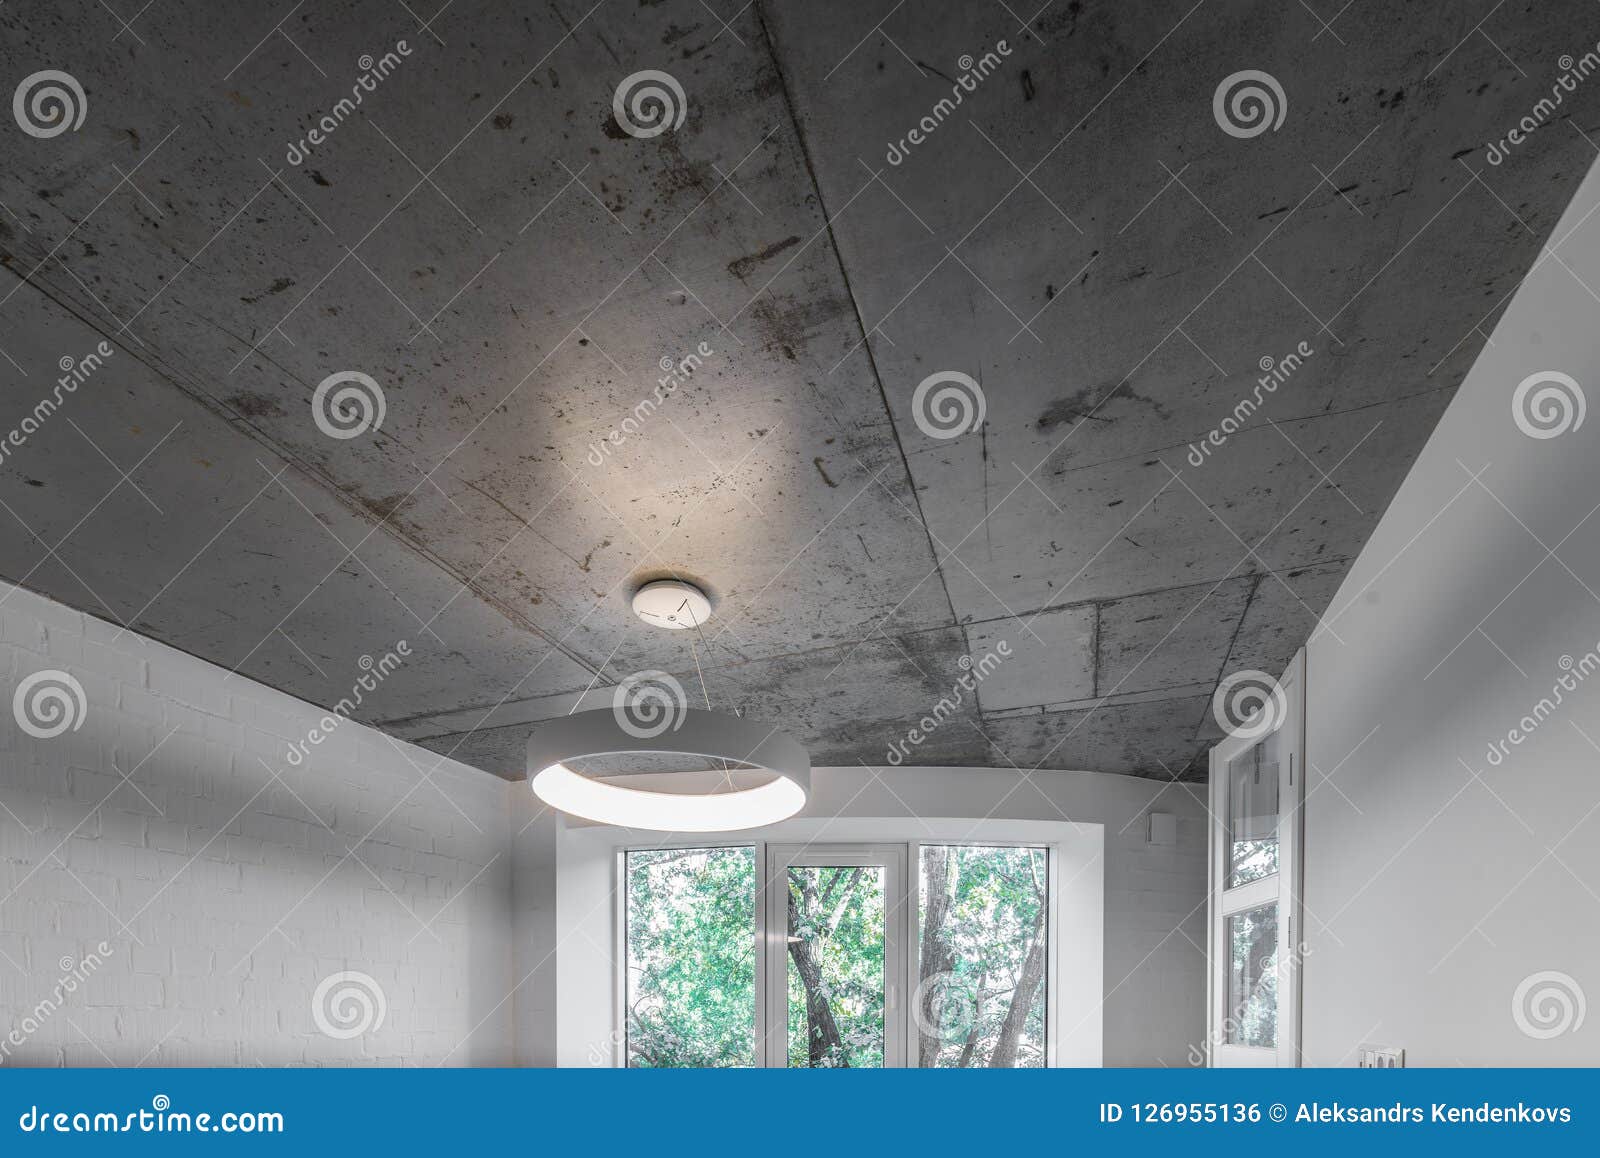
(1, 0, 1594, 781)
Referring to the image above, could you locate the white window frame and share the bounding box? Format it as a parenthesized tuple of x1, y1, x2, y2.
(614, 843, 766, 1068)
(1205, 648, 1306, 1068)
(608, 823, 1091, 1068)
(763, 842, 908, 1067)
(905, 839, 1061, 1068)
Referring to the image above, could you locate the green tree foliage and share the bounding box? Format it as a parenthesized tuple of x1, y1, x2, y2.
(916, 845, 1046, 1067)
(625, 847, 756, 1067)
(786, 866, 885, 1067)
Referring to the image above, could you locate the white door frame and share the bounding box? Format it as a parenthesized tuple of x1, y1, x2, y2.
(1205, 648, 1306, 1067)
(762, 843, 908, 1067)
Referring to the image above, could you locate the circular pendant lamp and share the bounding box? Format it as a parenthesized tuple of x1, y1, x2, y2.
(528, 706, 810, 832)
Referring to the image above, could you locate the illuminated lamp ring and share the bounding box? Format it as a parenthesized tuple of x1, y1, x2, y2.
(527, 708, 810, 832)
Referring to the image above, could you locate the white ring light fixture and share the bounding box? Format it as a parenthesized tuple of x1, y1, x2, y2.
(528, 708, 810, 832)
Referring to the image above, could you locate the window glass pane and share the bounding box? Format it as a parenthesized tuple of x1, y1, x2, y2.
(1225, 902, 1278, 1048)
(1227, 737, 1280, 887)
(625, 847, 756, 1067)
(785, 865, 885, 1067)
(916, 845, 1048, 1068)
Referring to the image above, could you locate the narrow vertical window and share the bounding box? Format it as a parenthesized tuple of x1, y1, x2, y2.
(1227, 740, 1281, 887)
(1225, 902, 1278, 1048)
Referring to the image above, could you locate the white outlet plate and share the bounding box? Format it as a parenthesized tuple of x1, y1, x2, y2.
(1357, 1044, 1405, 1068)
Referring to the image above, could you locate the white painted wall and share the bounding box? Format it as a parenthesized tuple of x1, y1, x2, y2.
(0, 579, 513, 1066)
(1301, 157, 1600, 1064)
(522, 764, 1208, 1067)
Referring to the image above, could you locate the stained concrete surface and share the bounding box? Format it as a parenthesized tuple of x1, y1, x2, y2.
(1, 1, 1595, 779)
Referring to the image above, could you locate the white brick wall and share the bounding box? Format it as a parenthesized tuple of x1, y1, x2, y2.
(0, 579, 513, 1067)
(1102, 811, 1208, 1067)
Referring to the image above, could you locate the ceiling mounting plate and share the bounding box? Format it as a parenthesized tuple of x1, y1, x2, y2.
(631, 579, 712, 630)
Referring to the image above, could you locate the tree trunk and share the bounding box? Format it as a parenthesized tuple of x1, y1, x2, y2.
(988, 905, 1046, 1067)
(953, 979, 986, 1068)
(916, 845, 957, 1067)
(824, 867, 863, 934)
(787, 874, 848, 1066)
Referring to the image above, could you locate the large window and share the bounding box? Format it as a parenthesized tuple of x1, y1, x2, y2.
(916, 845, 1048, 1068)
(624, 847, 757, 1067)
(785, 863, 887, 1068)
(621, 841, 1055, 1068)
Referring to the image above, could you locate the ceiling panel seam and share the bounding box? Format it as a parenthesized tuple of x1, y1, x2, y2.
(753, 0, 960, 630)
